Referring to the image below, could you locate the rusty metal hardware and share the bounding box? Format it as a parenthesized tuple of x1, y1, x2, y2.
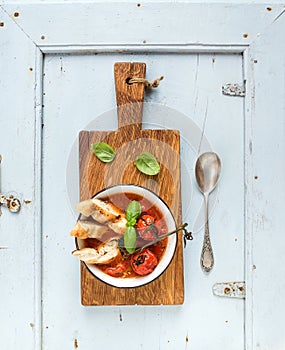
(0, 194, 21, 215)
(0, 155, 21, 216)
(222, 83, 246, 97)
(212, 281, 245, 299)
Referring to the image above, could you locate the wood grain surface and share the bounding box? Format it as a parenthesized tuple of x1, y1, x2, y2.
(79, 62, 183, 305)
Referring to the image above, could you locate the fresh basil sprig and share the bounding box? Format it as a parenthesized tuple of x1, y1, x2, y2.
(126, 200, 141, 222)
(135, 152, 160, 175)
(91, 142, 116, 163)
(124, 227, 137, 254)
(124, 200, 141, 253)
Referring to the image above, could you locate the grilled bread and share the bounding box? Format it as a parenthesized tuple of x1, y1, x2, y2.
(72, 239, 120, 265)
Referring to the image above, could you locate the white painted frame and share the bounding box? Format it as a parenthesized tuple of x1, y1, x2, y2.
(1, 3, 285, 349)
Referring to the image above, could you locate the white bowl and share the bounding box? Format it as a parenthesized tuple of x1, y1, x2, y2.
(76, 184, 177, 288)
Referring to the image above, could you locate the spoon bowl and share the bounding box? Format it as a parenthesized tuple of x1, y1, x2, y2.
(195, 152, 221, 195)
(195, 152, 221, 272)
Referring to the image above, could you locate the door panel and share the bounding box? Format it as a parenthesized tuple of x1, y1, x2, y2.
(3, 3, 285, 350)
(0, 11, 40, 350)
(248, 15, 285, 350)
(42, 53, 244, 349)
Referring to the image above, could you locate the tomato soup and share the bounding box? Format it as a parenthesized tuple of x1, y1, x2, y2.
(82, 192, 168, 278)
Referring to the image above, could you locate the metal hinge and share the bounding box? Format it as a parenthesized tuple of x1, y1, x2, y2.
(212, 281, 245, 299)
(222, 83, 246, 97)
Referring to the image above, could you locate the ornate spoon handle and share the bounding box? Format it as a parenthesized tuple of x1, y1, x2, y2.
(200, 194, 214, 272)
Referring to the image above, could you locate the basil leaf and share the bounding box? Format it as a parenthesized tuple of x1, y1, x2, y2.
(126, 200, 141, 222)
(126, 218, 137, 227)
(135, 152, 160, 175)
(124, 226, 137, 254)
(91, 142, 115, 163)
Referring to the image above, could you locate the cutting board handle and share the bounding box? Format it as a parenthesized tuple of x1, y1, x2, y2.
(114, 62, 146, 136)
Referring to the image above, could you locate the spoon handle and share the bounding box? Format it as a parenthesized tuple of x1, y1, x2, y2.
(201, 194, 214, 272)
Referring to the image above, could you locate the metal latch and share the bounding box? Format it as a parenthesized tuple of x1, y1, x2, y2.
(222, 83, 246, 97)
(212, 281, 245, 299)
(0, 155, 21, 215)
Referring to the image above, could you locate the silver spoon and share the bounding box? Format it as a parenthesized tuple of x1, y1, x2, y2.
(195, 152, 221, 272)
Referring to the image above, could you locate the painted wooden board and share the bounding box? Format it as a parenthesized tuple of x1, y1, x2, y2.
(38, 53, 244, 350)
(2, 2, 285, 349)
(245, 14, 285, 350)
(41, 52, 245, 349)
(79, 62, 183, 305)
(2, 3, 283, 49)
(0, 7, 42, 350)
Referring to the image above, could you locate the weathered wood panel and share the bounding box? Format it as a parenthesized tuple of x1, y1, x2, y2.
(0, 6, 41, 350)
(42, 52, 244, 349)
(2, 3, 284, 349)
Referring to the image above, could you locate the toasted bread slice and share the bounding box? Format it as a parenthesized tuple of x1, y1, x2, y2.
(75, 198, 127, 235)
(70, 221, 109, 240)
(76, 198, 123, 223)
(75, 199, 97, 217)
(108, 216, 128, 235)
(72, 239, 120, 265)
(90, 198, 123, 223)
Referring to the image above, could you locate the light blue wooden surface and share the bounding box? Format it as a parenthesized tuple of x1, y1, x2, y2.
(1, 3, 285, 349)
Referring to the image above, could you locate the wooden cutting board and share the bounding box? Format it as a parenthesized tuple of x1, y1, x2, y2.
(79, 62, 184, 305)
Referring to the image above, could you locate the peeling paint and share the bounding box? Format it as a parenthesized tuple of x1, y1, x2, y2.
(254, 211, 272, 231)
